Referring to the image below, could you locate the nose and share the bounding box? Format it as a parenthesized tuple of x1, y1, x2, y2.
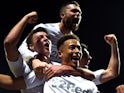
(74, 47, 80, 52)
(74, 47, 82, 56)
(74, 12, 81, 18)
(44, 36, 49, 41)
(75, 52, 81, 57)
(88, 55, 92, 60)
(76, 12, 80, 16)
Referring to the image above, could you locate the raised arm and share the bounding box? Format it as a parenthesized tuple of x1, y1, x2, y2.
(3, 11, 38, 77)
(99, 34, 121, 83)
(4, 11, 38, 61)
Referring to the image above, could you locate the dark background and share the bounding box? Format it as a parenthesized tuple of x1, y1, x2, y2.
(0, 0, 124, 93)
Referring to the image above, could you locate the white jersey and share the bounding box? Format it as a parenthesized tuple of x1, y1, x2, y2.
(18, 23, 73, 63)
(44, 75, 100, 93)
(6, 55, 45, 93)
(93, 69, 105, 85)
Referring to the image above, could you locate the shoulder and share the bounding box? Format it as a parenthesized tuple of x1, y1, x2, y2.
(33, 23, 59, 29)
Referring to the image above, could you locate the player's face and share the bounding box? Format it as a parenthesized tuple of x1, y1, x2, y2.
(61, 4, 82, 31)
(79, 48, 92, 68)
(58, 39, 82, 67)
(30, 31, 51, 56)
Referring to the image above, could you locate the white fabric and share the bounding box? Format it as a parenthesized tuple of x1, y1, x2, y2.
(92, 69, 105, 85)
(44, 75, 100, 93)
(6, 54, 45, 93)
(21, 84, 43, 93)
(6, 55, 24, 77)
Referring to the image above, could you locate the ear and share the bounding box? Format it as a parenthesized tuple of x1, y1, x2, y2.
(60, 12, 65, 19)
(29, 44, 35, 52)
(58, 51, 62, 58)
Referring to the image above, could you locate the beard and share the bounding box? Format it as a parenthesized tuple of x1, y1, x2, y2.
(63, 17, 80, 31)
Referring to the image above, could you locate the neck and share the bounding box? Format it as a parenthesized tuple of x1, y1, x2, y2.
(34, 54, 50, 63)
(59, 22, 72, 34)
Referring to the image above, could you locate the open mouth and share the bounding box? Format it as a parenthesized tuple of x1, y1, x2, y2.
(44, 41, 50, 47)
(71, 57, 80, 64)
(73, 18, 79, 24)
(72, 57, 80, 61)
(71, 57, 80, 67)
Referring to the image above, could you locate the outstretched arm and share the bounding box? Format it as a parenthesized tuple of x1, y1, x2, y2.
(32, 60, 95, 80)
(99, 34, 121, 83)
(32, 59, 75, 80)
(0, 74, 26, 90)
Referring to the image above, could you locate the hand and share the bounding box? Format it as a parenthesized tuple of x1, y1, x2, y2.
(45, 65, 63, 80)
(26, 11, 38, 24)
(45, 65, 74, 80)
(104, 34, 117, 45)
(116, 84, 124, 93)
(32, 59, 48, 79)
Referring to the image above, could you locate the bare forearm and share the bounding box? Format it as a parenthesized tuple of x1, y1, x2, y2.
(46, 65, 95, 80)
(108, 42, 120, 77)
(4, 15, 28, 47)
(100, 37, 121, 83)
(76, 67, 95, 80)
(0, 74, 26, 90)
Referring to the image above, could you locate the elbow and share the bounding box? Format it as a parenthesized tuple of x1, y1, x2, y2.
(113, 74, 119, 78)
(4, 37, 14, 49)
(114, 68, 121, 78)
(109, 72, 119, 80)
(4, 38, 11, 47)
(115, 71, 120, 77)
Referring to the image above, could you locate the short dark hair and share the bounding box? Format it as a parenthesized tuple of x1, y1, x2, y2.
(57, 34, 80, 50)
(81, 43, 88, 56)
(81, 43, 88, 50)
(60, 1, 80, 13)
(26, 27, 48, 48)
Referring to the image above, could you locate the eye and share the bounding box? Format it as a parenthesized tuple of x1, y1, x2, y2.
(36, 36, 43, 43)
(70, 45, 75, 50)
(77, 46, 81, 50)
(46, 35, 50, 39)
(69, 45, 81, 50)
(82, 51, 87, 55)
(71, 9, 82, 15)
